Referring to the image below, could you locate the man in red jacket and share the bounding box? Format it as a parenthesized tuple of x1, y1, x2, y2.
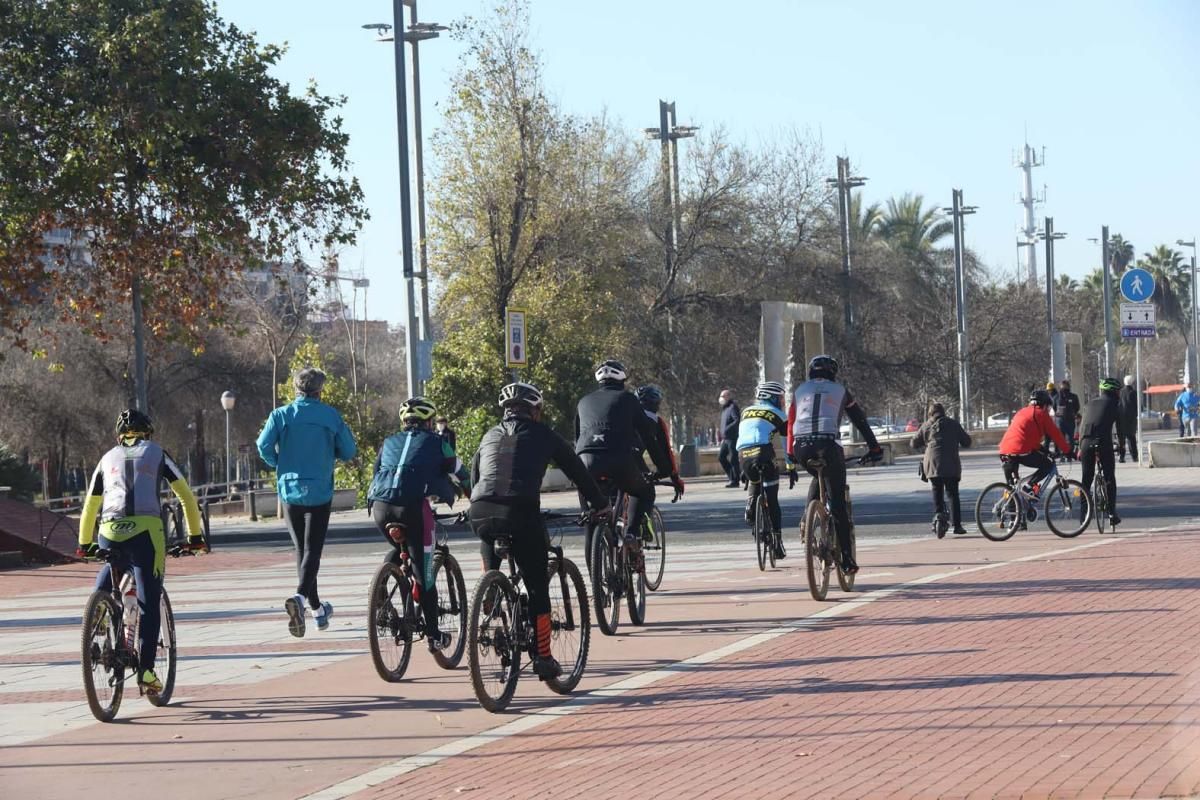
(998, 389, 1074, 493)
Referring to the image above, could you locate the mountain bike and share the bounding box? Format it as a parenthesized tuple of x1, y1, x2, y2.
(80, 544, 192, 722)
(162, 498, 211, 554)
(367, 508, 468, 681)
(467, 511, 591, 712)
(1086, 446, 1118, 534)
(799, 453, 870, 601)
(975, 459, 1091, 541)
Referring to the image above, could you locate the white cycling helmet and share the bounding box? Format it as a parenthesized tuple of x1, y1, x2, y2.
(498, 382, 543, 409)
(755, 381, 786, 404)
(594, 359, 627, 383)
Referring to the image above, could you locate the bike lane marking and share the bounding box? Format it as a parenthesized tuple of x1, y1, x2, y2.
(300, 533, 1135, 800)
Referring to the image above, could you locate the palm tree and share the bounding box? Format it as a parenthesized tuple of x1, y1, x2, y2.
(848, 191, 882, 246)
(1109, 234, 1135, 271)
(877, 193, 953, 257)
(1056, 274, 1079, 292)
(1138, 244, 1191, 340)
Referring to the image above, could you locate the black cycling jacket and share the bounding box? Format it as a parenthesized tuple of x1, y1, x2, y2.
(471, 414, 606, 509)
(1079, 394, 1120, 441)
(574, 384, 673, 477)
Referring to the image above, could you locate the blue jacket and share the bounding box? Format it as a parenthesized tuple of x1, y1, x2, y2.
(1176, 390, 1200, 421)
(368, 428, 469, 506)
(737, 402, 788, 451)
(256, 397, 357, 506)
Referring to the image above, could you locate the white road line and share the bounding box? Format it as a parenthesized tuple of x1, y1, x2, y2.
(298, 534, 1135, 800)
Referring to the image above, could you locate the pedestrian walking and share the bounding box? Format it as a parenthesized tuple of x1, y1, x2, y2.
(911, 402, 972, 538)
(1054, 379, 1081, 457)
(256, 367, 357, 638)
(717, 388, 741, 487)
(1175, 382, 1200, 438)
(435, 415, 457, 451)
(1117, 375, 1138, 462)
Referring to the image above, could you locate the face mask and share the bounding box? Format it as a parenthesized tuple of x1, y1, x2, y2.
(718, 396, 728, 406)
(436, 423, 446, 431)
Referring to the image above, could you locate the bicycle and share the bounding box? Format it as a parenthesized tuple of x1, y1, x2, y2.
(162, 498, 211, 554)
(745, 471, 786, 572)
(467, 511, 591, 713)
(1085, 445, 1118, 535)
(79, 544, 194, 722)
(799, 452, 870, 601)
(975, 458, 1091, 541)
(367, 507, 468, 682)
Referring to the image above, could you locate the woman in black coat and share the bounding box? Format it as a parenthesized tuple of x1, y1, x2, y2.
(910, 402, 972, 538)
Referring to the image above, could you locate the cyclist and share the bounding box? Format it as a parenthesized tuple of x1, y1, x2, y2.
(737, 380, 792, 559)
(470, 382, 609, 679)
(575, 360, 673, 558)
(786, 356, 883, 575)
(634, 384, 686, 501)
(367, 397, 470, 651)
(74, 409, 203, 696)
(998, 389, 1074, 501)
(1078, 378, 1121, 527)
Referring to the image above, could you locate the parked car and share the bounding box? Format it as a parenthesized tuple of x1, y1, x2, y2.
(904, 418, 921, 432)
(986, 411, 1013, 429)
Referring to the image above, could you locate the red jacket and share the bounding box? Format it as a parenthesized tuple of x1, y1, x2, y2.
(998, 405, 1069, 455)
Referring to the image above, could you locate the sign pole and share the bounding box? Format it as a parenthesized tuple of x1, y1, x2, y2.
(1136, 338, 1144, 468)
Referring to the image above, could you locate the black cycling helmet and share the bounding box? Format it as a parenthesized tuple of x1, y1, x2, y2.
(1099, 377, 1121, 394)
(115, 408, 153, 439)
(594, 359, 627, 383)
(808, 354, 839, 380)
(635, 384, 663, 413)
(498, 382, 544, 410)
(1029, 389, 1052, 407)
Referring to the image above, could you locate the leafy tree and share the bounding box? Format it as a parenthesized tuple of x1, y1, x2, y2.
(0, 443, 40, 501)
(877, 193, 953, 258)
(0, 0, 365, 391)
(1139, 245, 1191, 340)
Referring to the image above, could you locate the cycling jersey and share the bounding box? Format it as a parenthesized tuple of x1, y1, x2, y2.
(473, 414, 605, 509)
(368, 428, 468, 506)
(1079, 394, 1119, 441)
(787, 379, 878, 456)
(998, 406, 1069, 454)
(640, 410, 679, 474)
(575, 385, 672, 476)
(737, 402, 787, 451)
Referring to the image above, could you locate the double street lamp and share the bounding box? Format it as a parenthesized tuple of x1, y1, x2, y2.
(1177, 238, 1197, 382)
(826, 158, 867, 330)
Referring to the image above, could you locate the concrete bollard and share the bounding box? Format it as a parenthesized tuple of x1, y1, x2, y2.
(678, 444, 699, 478)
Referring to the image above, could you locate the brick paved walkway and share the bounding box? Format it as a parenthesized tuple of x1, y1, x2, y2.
(348, 529, 1200, 800)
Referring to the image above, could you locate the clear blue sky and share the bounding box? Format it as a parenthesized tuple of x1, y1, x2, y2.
(216, 0, 1200, 326)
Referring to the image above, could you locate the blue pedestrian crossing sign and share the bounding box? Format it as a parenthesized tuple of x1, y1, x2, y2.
(1120, 268, 1155, 302)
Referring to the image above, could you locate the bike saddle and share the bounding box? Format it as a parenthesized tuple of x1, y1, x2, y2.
(805, 457, 827, 469)
(492, 536, 511, 558)
(385, 523, 406, 545)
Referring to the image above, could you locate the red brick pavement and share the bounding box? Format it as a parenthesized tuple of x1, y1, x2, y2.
(349, 529, 1200, 800)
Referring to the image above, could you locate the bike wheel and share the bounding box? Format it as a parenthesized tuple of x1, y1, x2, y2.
(626, 554, 646, 626)
(468, 570, 521, 713)
(753, 500, 768, 571)
(1045, 479, 1091, 538)
(764, 495, 777, 569)
(1094, 484, 1109, 534)
(837, 532, 856, 592)
(430, 553, 468, 670)
(975, 482, 1021, 542)
(146, 589, 177, 707)
(643, 507, 666, 592)
(546, 557, 590, 694)
(803, 501, 830, 602)
(200, 506, 212, 553)
(590, 523, 620, 636)
(367, 563, 413, 682)
(81, 591, 124, 722)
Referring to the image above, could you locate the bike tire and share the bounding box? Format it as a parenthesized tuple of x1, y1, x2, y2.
(754, 499, 768, 571)
(975, 482, 1021, 542)
(803, 501, 830, 602)
(643, 507, 666, 592)
(81, 591, 124, 722)
(200, 505, 212, 554)
(431, 553, 468, 670)
(546, 557, 590, 695)
(590, 523, 620, 636)
(626, 558, 646, 626)
(467, 570, 521, 713)
(1094, 484, 1108, 534)
(837, 532, 856, 592)
(367, 563, 413, 682)
(146, 588, 177, 707)
(1045, 479, 1090, 538)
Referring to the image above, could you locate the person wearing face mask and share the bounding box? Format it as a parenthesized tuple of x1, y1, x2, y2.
(435, 415, 457, 451)
(717, 389, 741, 488)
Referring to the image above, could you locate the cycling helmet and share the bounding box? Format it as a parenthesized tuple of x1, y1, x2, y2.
(755, 381, 786, 405)
(1029, 389, 1052, 407)
(1099, 377, 1121, 393)
(635, 384, 663, 412)
(398, 396, 437, 423)
(808, 354, 839, 380)
(594, 359, 627, 383)
(498, 382, 544, 409)
(115, 408, 153, 438)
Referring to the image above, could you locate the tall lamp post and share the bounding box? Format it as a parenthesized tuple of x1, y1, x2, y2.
(945, 189, 977, 425)
(1039, 217, 1067, 381)
(826, 157, 867, 331)
(221, 391, 236, 492)
(1177, 238, 1197, 381)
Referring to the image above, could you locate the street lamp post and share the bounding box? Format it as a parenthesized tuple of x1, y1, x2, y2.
(220, 391, 236, 494)
(826, 157, 867, 331)
(1039, 217, 1067, 382)
(1177, 238, 1197, 381)
(945, 189, 978, 425)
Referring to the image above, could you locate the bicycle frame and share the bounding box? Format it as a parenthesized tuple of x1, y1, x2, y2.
(490, 535, 580, 654)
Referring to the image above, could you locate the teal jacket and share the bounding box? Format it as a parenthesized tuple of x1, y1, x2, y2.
(1176, 390, 1200, 421)
(256, 396, 357, 506)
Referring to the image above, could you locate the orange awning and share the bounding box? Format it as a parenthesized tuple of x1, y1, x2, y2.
(1144, 384, 1186, 395)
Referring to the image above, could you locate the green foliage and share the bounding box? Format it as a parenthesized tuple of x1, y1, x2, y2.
(278, 337, 385, 505)
(0, 443, 40, 501)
